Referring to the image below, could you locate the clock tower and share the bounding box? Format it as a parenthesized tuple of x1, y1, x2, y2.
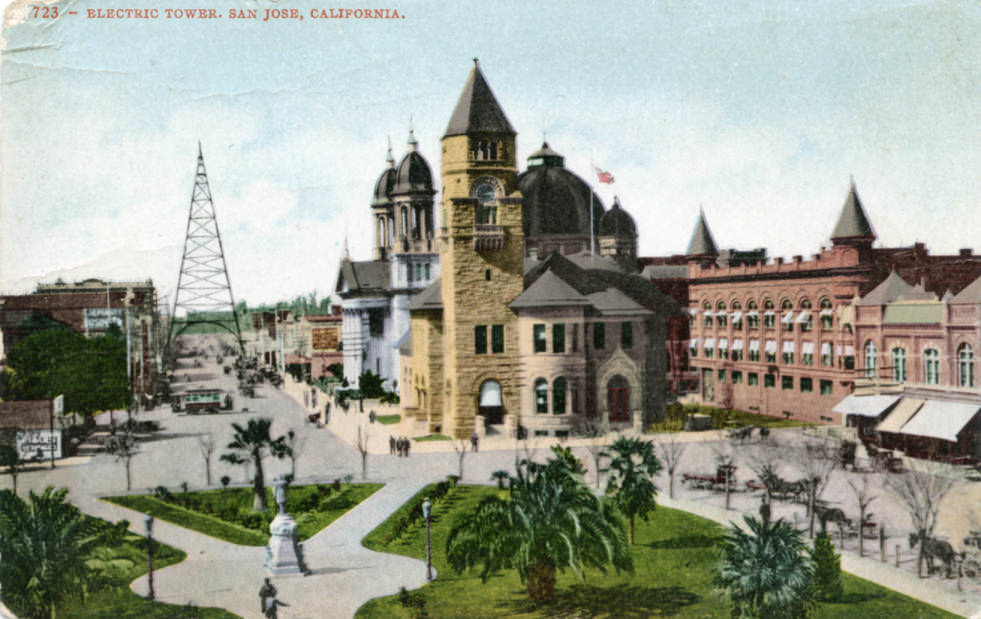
(438, 59, 524, 437)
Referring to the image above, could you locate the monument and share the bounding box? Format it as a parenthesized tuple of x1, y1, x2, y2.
(263, 475, 309, 575)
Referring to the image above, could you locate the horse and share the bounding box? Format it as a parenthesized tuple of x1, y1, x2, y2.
(909, 531, 957, 578)
(814, 504, 850, 538)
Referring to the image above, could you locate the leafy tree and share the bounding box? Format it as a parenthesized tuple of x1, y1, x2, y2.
(358, 370, 386, 399)
(604, 436, 662, 544)
(0, 487, 103, 618)
(103, 431, 138, 491)
(446, 446, 632, 603)
(715, 514, 815, 618)
(491, 470, 510, 489)
(0, 445, 21, 494)
(219, 418, 289, 511)
(326, 363, 344, 380)
(810, 533, 843, 602)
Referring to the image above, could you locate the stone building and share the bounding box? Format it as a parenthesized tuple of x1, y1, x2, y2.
(397, 62, 672, 438)
(684, 182, 981, 424)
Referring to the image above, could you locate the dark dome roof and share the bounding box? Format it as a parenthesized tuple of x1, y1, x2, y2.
(517, 143, 604, 237)
(599, 197, 636, 237)
(393, 131, 434, 196)
(372, 167, 395, 206)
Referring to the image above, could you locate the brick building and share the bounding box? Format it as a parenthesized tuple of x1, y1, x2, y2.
(685, 183, 981, 424)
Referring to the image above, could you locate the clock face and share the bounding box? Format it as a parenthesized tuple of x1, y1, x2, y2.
(476, 183, 496, 205)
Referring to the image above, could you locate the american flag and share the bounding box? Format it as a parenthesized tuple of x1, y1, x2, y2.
(594, 166, 615, 184)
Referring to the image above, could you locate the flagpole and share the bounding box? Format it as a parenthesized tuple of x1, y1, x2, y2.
(589, 156, 595, 260)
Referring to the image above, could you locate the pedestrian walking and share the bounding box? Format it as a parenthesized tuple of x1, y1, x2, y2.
(264, 595, 289, 619)
(470, 431, 479, 452)
(369, 410, 376, 423)
(404, 436, 411, 457)
(258, 578, 277, 614)
(389, 435, 396, 455)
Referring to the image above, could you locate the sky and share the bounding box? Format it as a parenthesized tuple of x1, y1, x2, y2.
(2, 0, 980, 308)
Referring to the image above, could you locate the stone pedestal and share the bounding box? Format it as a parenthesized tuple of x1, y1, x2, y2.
(263, 512, 309, 575)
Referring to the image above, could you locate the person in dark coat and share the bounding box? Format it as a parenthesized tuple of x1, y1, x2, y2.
(259, 578, 276, 613)
(404, 436, 411, 457)
(389, 435, 396, 455)
(470, 431, 479, 453)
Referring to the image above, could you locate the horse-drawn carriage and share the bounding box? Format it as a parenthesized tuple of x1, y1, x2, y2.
(682, 464, 737, 491)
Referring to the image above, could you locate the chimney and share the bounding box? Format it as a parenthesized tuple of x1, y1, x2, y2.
(960, 248, 973, 257)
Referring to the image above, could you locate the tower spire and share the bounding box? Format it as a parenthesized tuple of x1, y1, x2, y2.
(687, 206, 718, 257)
(831, 178, 875, 244)
(168, 143, 244, 354)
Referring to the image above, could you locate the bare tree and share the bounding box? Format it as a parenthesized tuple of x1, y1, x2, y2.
(794, 437, 838, 538)
(104, 431, 138, 491)
(452, 438, 470, 480)
(746, 439, 785, 504)
(355, 425, 370, 480)
(575, 416, 607, 489)
(285, 428, 307, 480)
(656, 434, 686, 499)
(197, 434, 215, 486)
(848, 477, 877, 557)
(712, 443, 735, 510)
(884, 458, 955, 577)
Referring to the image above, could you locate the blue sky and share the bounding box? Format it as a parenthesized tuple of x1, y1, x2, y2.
(2, 0, 980, 307)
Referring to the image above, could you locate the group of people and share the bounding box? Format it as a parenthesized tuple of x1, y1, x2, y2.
(390, 435, 412, 457)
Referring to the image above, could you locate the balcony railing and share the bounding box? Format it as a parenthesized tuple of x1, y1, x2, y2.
(473, 224, 505, 250)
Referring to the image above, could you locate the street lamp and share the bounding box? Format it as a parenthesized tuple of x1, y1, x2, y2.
(422, 498, 433, 581)
(144, 514, 155, 600)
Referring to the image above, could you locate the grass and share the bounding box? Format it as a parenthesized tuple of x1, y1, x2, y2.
(356, 485, 957, 618)
(106, 483, 382, 546)
(11, 515, 238, 619)
(650, 403, 814, 433)
(376, 414, 402, 425)
(414, 434, 451, 442)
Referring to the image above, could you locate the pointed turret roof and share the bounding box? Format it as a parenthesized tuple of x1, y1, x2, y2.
(857, 270, 913, 306)
(831, 180, 876, 242)
(686, 209, 718, 256)
(444, 60, 515, 138)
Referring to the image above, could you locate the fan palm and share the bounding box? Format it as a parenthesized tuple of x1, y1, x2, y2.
(447, 446, 632, 603)
(604, 436, 662, 544)
(0, 487, 102, 618)
(219, 418, 289, 511)
(714, 514, 815, 618)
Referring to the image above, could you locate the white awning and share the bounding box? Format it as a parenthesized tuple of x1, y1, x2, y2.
(479, 380, 503, 407)
(733, 339, 745, 351)
(749, 339, 760, 352)
(782, 341, 795, 353)
(731, 311, 743, 322)
(899, 400, 981, 442)
(820, 308, 834, 316)
(877, 398, 925, 432)
(765, 340, 777, 353)
(703, 310, 714, 318)
(705, 338, 715, 348)
(832, 394, 901, 418)
(719, 338, 729, 350)
(796, 311, 811, 324)
(690, 338, 700, 347)
(802, 342, 815, 354)
(782, 310, 795, 323)
(821, 342, 832, 356)
(764, 310, 775, 317)
(746, 310, 760, 317)
(688, 308, 700, 316)
(845, 345, 854, 355)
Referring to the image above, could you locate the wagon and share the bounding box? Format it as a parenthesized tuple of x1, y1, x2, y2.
(682, 464, 737, 491)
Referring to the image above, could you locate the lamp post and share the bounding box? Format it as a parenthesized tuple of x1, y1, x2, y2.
(144, 514, 155, 600)
(422, 498, 433, 581)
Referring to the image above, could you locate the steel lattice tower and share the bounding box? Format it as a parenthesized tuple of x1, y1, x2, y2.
(167, 143, 244, 354)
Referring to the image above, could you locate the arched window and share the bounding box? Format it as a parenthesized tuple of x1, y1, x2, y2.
(552, 377, 567, 415)
(781, 299, 794, 332)
(400, 206, 408, 237)
(703, 301, 713, 327)
(864, 341, 878, 378)
(763, 299, 775, 329)
(747, 300, 759, 329)
(820, 298, 833, 329)
(959, 344, 975, 387)
(534, 378, 548, 414)
(924, 349, 939, 385)
(478, 380, 503, 425)
(716, 301, 727, 327)
(892, 348, 907, 383)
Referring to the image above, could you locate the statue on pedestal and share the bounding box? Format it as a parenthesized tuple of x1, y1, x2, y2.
(263, 474, 309, 575)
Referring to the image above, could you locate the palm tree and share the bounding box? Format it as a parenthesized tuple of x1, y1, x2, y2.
(219, 418, 289, 511)
(0, 487, 102, 618)
(446, 446, 632, 603)
(0, 445, 21, 494)
(714, 513, 815, 619)
(604, 436, 661, 544)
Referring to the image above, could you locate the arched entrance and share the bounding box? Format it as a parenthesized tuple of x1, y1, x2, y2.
(607, 375, 630, 423)
(478, 380, 503, 425)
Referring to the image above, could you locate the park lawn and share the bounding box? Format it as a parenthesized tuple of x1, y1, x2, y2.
(413, 434, 451, 442)
(376, 414, 401, 425)
(357, 484, 956, 619)
(106, 483, 382, 546)
(42, 518, 237, 618)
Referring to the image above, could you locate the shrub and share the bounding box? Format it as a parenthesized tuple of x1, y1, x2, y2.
(220, 475, 230, 488)
(811, 533, 843, 602)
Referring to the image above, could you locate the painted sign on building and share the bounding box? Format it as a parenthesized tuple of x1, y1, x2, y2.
(16, 429, 61, 461)
(83, 307, 124, 330)
(312, 327, 339, 350)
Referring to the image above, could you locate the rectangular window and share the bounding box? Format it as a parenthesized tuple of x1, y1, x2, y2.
(802, 352, 813, 366)
(553, 324, 566, 354)
(732, 348, 743, 361)
(474, 325, 487, 354)
(571, 324, 578, 352)
(764, 313, 775, 329)
(844, 356, 855, 370)
(491, 325, 504, 353)
(718, 369, 726, 382)
(533, 324, 547, 353)
(416, 264, 422, 281)
(783, 350, 795, 364)
(821, 314, 833, 330)
(593, 323, 605, 349)
(732, 371, 743, 384)
(621, 322, 633, 349)
(800, 377, 813, 392)
(764, 374, 775, 388)
(820, 379, 833, 395)
(748, 372, 759, 386)
(748, 314, 760, 329)
(425, 263, 431, 280)
(782, 376, 794, 390)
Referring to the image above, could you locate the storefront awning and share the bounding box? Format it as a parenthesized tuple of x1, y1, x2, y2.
(876, 398, 925, 432)
(833, 394, 901, 418)
(796, 311, 811, 324)
(899, 400, 981, 442)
